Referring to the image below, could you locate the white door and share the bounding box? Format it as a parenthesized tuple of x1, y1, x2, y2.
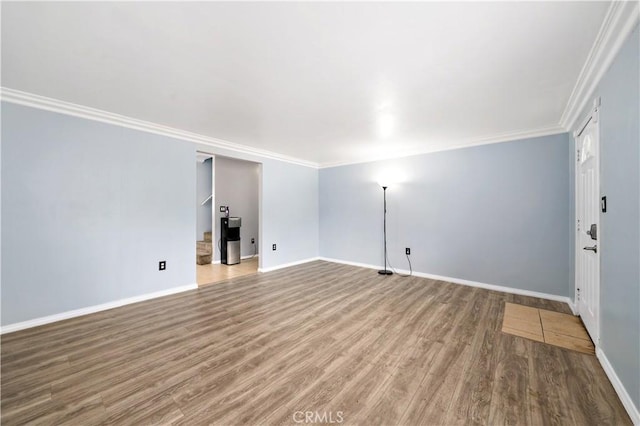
(576, 111, 600, 344)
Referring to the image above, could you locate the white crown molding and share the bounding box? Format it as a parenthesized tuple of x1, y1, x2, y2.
(0, 283, 198, 335)
(560, 1, 640, 131)
(2, 87, 570, 170)
(318, 125, 566, 169)
(596, 347, 640, 425)
(0, 87, 319, 169)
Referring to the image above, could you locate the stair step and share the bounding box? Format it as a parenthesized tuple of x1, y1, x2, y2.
(196, 254, 212, 265)
(204, 231, 212, 242)
(196, 241, 212, 255)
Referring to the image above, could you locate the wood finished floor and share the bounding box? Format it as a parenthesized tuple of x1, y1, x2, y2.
(196, 257, 259, 286)
(1, 261, 630, 425)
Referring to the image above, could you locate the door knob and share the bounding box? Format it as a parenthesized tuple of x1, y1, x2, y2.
(583, 245, 597, 253)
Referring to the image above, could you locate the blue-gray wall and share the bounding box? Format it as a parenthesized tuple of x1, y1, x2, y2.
(320, 133, 572, 297)
(1, 102, 320, 326)
(196, 158, 212, 240)
(576, 24, 639, 412)
(261, 159, 319, 269)
(1, 102, 196, 325)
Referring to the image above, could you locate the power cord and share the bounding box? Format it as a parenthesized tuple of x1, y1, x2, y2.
(246, 241, 258, 259)
(386, 252, 413, 277)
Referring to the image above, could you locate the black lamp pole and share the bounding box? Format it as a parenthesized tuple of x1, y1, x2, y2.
(378, 186, 392, 275)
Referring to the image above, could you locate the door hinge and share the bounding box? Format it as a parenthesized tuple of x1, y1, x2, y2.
(577, 219, 580, 232)
(577, 149, 581, 162)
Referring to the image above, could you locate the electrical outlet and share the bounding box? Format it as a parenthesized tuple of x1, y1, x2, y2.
(251, 238, 255, 244)
(219, 206, 226, 212)
(405, 248, 411, 255)
(159, 261, 166, 271)
(272, 244, 277, 251)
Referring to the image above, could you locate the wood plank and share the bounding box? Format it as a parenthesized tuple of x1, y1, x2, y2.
(502, 325, 545, 343)
(487, 335, 532, 425)
(539, 309, 591, 341)
(444, 294, 503, 425)
(543, 330, 595, 355)
(528, 341, 576, 426)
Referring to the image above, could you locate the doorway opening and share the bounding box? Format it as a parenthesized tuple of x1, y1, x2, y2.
(195, 153, 261, 286)
(196, 152, 214, 268)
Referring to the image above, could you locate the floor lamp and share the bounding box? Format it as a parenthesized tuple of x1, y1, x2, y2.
(378, 185, 393, 275)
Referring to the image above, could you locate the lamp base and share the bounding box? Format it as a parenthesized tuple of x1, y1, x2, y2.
(378, 270, 393, 275)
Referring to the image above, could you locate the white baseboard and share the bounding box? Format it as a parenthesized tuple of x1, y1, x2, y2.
(318, 257, 574, 308)
(596, 347, 640, 425)
(258, 257, 320, 273)
(0, 283, 198, 335)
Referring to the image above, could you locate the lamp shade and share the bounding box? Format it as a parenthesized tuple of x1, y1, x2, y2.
(376, 168, 408, 189)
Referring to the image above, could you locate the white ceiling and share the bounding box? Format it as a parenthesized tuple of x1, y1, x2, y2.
(2, 2, 611, 167)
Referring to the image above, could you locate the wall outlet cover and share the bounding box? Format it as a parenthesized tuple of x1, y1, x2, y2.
(272, 244, 277, 251)
(405, 248, 411, 255)
(159, 261, 166, 271)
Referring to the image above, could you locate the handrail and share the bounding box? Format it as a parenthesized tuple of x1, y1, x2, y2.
(200, 194, 213, 206)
